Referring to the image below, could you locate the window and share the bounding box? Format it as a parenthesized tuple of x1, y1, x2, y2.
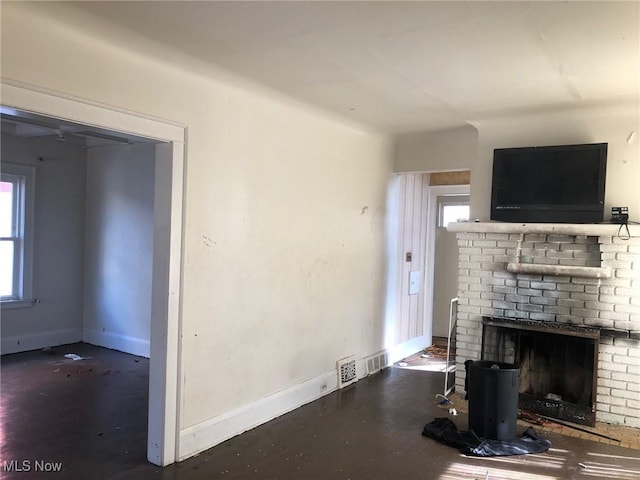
(437, 195, 469, 227)
(0, 164, 34, 306)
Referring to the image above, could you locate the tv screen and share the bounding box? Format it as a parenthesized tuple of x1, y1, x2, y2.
(490, 143, 607, 223)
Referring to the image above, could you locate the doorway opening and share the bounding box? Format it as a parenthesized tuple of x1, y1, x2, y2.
(0, 82, 184, 466)
(426, 185, 470, 337)
(432, 190, 470, 344)
(424, 173, 470, 384)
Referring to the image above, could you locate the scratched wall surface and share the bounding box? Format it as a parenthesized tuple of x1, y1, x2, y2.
(0, 1, 395, 436)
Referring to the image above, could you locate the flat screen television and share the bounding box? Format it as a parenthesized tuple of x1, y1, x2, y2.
(490, 143, 607, 223)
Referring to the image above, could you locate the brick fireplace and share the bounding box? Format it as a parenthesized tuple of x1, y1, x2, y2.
(448, 222, 640, 428)
(481, 315, 600, 426)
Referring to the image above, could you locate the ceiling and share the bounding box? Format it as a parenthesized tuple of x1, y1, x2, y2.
(23, 2, 640, 134)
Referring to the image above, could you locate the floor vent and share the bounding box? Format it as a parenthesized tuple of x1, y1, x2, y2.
(336, 356, 357, 388)
(365, 351, 389, 376)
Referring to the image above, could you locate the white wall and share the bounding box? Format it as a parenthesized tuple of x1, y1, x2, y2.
(470, 104, 640, 221)
(0, 2, 394, 458)
(394, 103, 639, 224)
(394, 125, 478, 173)
(393, 127, 477, 348)
(0, 134, 86, 353)
(82, 143, 156, 358)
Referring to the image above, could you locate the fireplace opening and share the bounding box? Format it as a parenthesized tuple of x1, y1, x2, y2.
(481, 316, 599, 426)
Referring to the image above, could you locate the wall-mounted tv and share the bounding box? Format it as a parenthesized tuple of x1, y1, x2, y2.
(490, 143, 607, 223)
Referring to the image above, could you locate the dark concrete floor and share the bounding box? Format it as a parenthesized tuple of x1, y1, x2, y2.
(2, 343, 639, 480)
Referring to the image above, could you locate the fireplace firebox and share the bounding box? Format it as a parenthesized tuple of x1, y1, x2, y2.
(481, 316, 599, 426)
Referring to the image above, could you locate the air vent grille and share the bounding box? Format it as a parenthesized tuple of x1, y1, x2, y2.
(365, 351, 389, 376)
(336, 356, 357, 388)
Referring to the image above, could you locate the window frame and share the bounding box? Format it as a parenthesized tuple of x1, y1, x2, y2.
(0, 163, 35, 308)
(437, 194, 470, 228)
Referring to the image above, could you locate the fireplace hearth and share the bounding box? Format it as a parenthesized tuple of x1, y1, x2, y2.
(481, 316, 598, 426)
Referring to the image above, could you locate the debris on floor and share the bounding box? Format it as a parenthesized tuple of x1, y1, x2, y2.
(422, 345, 449, 359)
(578, 462, 640, 475)
(435, 393, 453, 407)
(434, 394, 458, 416)
(535, 414, 620, 443)
(518, 410, 552, 427)
(64, 353, 86, 361)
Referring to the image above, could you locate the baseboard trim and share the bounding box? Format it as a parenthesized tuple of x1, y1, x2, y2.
(0, 328, 82, 355)
(82, 328, 150, 358)
(177, 337, 428, 461)
(178, 370, 338, 460)
(387, 335, 428, 365)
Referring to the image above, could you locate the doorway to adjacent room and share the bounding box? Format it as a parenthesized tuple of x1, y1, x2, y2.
(0, 81, 185, 466)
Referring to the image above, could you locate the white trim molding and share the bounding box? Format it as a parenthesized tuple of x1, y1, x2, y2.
(1, 80, 186, 467)
(177, 336, 424, 460)
(424, 184, 470, 344)
(179, 370, 338, 460)
(0, 163, 35, 304)
(82, 328, 150, 359)
(0, 80, 184, 142)
(1, 328, 82, 355)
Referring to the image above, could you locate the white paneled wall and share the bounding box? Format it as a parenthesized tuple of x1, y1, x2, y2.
(394, 173, 429, 344)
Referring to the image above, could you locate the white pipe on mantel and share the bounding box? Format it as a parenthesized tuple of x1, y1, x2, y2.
(447, 222, 639, 237)
(506, 262, 612, 279)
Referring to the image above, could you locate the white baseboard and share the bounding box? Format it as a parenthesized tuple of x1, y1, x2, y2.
(178, 370, 338, 460)
(82, 328, 150, 358)
(387, 335, 428, 365)
(1, 328, 82, 355)
(177, 337, 428, 462)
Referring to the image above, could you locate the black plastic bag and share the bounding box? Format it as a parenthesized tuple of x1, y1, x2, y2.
(422, 418, 551, 457)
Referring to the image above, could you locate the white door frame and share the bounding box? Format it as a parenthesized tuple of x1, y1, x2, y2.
(1, 81, 185, 466)
(424, 184, 470, 340)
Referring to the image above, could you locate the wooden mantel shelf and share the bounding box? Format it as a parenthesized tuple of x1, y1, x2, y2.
(447, 222, 640, 237)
